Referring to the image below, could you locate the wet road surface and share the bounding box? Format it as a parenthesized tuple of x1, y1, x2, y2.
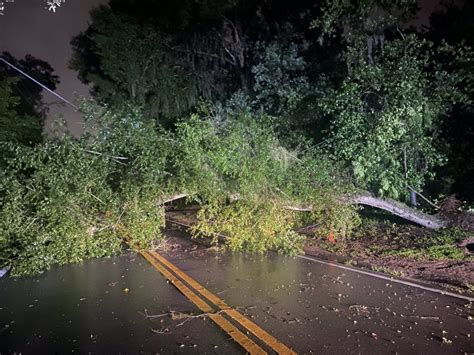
(1, 228, 473, 354)
(0, 252, 241, 354)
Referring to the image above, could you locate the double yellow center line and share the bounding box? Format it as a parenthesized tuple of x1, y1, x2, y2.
(140, 249, 296, 354)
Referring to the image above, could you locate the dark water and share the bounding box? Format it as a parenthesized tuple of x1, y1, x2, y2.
(1, 229, 473, 354)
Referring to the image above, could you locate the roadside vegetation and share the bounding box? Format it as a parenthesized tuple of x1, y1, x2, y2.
(1, 0, 473, 276)
(350, 214, 470, 262)
(302, 211, 473, 288)
(1, 104, 357, 275)
(381, 228, 468, 261)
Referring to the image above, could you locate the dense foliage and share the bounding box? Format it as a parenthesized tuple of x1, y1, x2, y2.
(0, 105, 168, 275)
(324, 35, 469, 200)
(1, 103, 358, 275)
(175, 115, 358, 253)
(1, 0, 472, 275)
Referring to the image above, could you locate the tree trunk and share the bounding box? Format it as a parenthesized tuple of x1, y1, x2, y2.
(280, 192, 451, 230)
(341, 192, 448, 230)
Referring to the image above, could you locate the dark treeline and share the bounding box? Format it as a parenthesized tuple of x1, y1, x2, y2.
(69, 0, 473, 202)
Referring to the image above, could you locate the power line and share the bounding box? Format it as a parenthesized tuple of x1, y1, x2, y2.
(0, 57, 78, 110)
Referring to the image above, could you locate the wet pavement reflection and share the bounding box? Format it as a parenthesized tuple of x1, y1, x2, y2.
(161, 229, 473, 354)
(1, 228, 473, 354)
(0, 252, 241, 354)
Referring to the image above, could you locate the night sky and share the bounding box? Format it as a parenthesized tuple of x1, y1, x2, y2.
(0, 0, 107, 136)
(0, 0, 441, 137)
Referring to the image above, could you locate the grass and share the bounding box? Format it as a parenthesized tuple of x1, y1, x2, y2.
(311, 205, 471, 263)
(349, 207, 471, 262)
(382, 227, 469, 261)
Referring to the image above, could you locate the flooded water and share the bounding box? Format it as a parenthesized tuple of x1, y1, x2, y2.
(1, 228, 473, 354)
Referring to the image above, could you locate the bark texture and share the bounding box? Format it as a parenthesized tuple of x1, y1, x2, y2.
(342, 192, 449, 230)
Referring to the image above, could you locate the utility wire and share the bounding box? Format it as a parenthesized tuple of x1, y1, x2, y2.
(0, 57, 79, 110)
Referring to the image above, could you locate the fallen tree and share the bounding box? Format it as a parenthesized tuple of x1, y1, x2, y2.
(162, 191, 453, 231)
(342, 192, 448, 229)
(2, 107, 471, 276)
(340, 193, 473, 232)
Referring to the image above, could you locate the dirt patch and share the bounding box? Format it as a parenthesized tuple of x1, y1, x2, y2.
(438, 195, 474, 231)
(304, 221, 474, 292)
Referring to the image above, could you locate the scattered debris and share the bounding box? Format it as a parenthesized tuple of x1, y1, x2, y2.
(142, 309, 225, 329)
(150, 327, 171, 334)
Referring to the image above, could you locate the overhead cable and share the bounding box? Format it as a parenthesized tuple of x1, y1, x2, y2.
(0, 57, 78, 110)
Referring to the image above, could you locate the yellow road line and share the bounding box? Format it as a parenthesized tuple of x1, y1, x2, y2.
(141, 251, 212, 311)
(149, 250, 297, 355)
(140, 250, 267, 355)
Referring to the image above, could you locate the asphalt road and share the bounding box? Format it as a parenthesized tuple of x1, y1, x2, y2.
(1, 228, 472, 354)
